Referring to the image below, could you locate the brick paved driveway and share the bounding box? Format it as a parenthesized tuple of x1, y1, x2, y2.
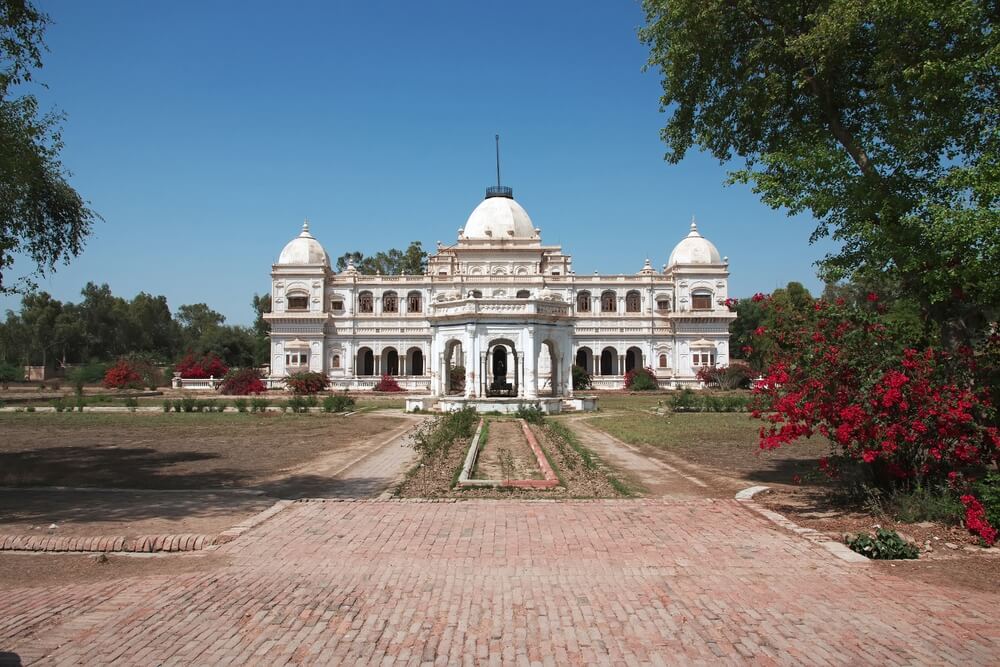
(3, 499, 997, 665)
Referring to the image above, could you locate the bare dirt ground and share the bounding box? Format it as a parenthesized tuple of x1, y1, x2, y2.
(0, 412, 412, 546)
(0, 412, 404, 489)
(473, 420, 542, 481)
(0, 551, 231, 589)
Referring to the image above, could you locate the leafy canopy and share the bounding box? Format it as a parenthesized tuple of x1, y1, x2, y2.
(335, 241, 427, 275)
(640, 0, 999, 344)
(1, 0, 97, 293)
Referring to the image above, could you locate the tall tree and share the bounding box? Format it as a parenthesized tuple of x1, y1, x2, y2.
(335, 241, 427, 275)
(251, 293, 271, 365)
(175, 303, 225, 351)
(640, 1, 999, 347)
(0, 0, 98, 293)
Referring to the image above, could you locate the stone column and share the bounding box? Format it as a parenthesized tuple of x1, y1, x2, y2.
(524, 332, 538, 399)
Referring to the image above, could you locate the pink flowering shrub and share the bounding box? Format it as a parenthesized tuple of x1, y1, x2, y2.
(961, 495, 997, 546)
(750, 295, 998, 486)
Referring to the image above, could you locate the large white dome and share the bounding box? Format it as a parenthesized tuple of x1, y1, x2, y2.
(278, 221, 329, 266)
(668, 221, 723, 266)
(461, 191, 538, 240)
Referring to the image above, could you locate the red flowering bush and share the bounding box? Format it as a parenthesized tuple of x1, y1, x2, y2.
(103, 359, 143, 390)
(751, 295, 998, 486)
(960, 495, 997, 546)
(373, 374, 403, 392)
(285, 371, 328, 395)
(218, 368, 266, 395)
(177, 353, 229, 379)
(624, 366, 658, 391)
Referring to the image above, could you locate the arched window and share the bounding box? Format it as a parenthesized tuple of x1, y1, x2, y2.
(516, 290, 530, 299)
(601, 291, 616, 313)
(470, 290, 482, 299)
(577, 291, 591, 312)
(332, 354, 341, 369)
(383, 291, 398, 313)
(286, 292, 308, 311)
(691, 290, 713, 310)
(358, 291, 373, 313)
(407, 291, 422, 313)
(357, 347, 374, 375)
(658, 354, 668, 368)
(656, 298, 671, 312)
(625, 291, 641, 313)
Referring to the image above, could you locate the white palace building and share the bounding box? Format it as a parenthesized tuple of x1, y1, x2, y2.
(265, 184, 735, 412)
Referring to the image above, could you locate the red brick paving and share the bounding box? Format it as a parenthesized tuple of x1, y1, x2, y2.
(3, 498, 998, 664)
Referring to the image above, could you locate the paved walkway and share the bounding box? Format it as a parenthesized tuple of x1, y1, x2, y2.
(3, 498, 998, 665)
(566, 418, 716, 498)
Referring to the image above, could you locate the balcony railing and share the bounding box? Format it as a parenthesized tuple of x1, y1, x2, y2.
(485, 185, 513, 199)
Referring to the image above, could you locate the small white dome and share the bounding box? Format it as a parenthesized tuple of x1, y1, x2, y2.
(278, 221, 329, 266)
(668, 220, 723, 266)
(462, 194, 538, 240)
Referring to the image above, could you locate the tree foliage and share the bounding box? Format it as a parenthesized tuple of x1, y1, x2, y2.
(335, 241, 427, 275)
(1, 0, 97, 293)
(640, 1, 999, 346)
(0, 282, 266, 368)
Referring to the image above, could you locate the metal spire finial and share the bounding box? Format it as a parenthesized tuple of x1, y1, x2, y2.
(495, 134, 501, 188)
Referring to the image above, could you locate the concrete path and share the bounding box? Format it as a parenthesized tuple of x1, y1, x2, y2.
(565, 417, 717, 498)
(3, 499, 998, 665)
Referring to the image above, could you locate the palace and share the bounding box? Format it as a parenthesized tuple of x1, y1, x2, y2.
(265, 184, 735, 411)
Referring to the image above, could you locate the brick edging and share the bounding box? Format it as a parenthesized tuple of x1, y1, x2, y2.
(0, 500, 293, 554)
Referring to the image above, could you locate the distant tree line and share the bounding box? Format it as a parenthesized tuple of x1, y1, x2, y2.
(0, 282, 271, 369)
(335, 241, 427, 275)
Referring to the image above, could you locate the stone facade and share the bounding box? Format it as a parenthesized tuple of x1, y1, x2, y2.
(266, 186, 735, 394)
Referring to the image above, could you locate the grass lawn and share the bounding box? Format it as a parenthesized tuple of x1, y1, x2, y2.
(0, 412, 405, 489)
(588, 411, 830, 485)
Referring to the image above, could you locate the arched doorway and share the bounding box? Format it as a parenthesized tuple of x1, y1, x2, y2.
(600, 348, 616, 376)
(485, 339, 517, 397)
(407, 347, 423, 376)
(625, 347, 643, 373)
(575, 347, 593, 373)
(383, 348, 399, 375)
(444, 340, 464, 394)
(539, 339, 560, 397)
(357, 347, 374, 376)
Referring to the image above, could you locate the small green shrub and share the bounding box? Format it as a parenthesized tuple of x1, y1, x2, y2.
(671, 388, 697, 410)
(162, 400, 172, 413)
(233, 398, 249, 413)
(411, 407, 478, 459)
(571, 364, 592, 390)
(0, 360, 20, 388)
(52, 398, 67, 413)
(322, 393, 355, 413)
(75, 396, 87, 412)
(863, 484, 964, 524)
(973, 473, 1000, 528)
(625, 367, 658, 391)
(124, 397, 139, 412)
(181, 397, 197, 413)
(847, 528, 919, 560)
(515, 405, 545, 424)
(250, 397, 270, 413)
(26, 406, 35, 412)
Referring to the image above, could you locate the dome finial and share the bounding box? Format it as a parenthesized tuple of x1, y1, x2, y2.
(302, 218, 310, 234)
(690, 215, 697, 231)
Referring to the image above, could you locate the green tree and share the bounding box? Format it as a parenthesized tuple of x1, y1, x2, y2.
(640, 1, 999, 348)
(77, 282, 129, 359)
(335, 241, 427, 275)
(1, 0, 98, 293)
(730, 282, 816, 371)
(251, 292, 271, 365)
(175, 302, 225, 350)
(19, 290, 62, 367)
(127, 292, 179, 359)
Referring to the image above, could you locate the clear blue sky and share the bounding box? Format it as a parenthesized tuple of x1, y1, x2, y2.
(3, 0, 838, 324)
